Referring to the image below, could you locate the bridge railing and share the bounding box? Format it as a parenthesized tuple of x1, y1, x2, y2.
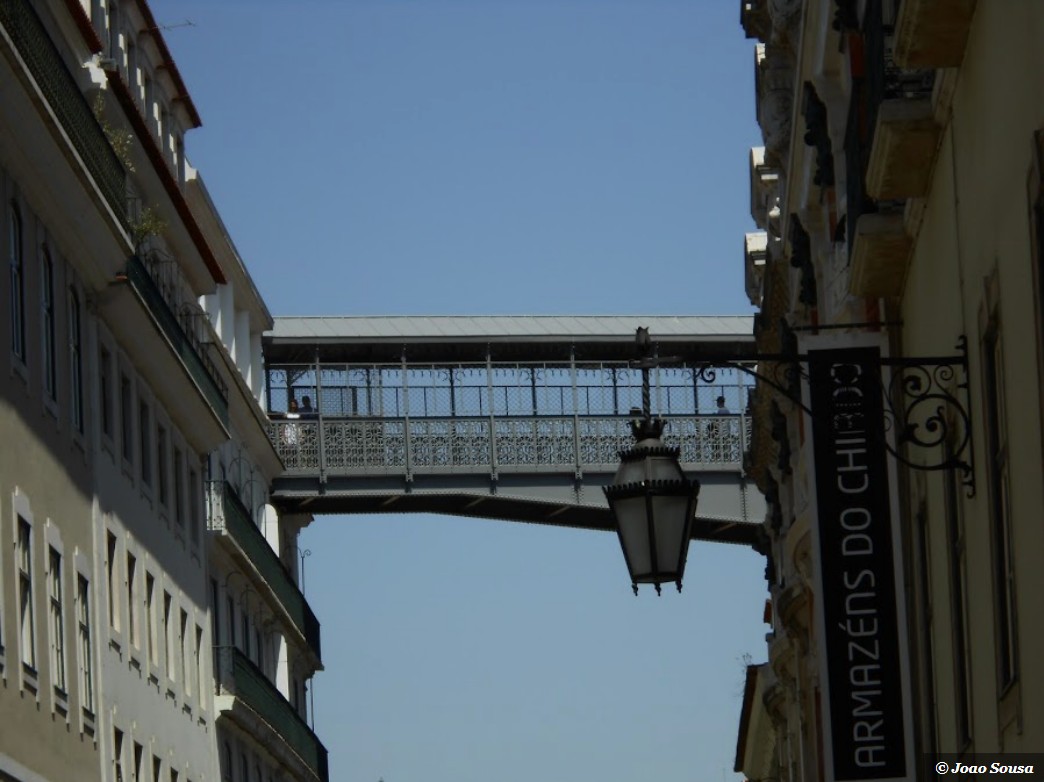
(264, 360, 752, 477)
(265, 361, 753, 419)
(267, 414, 748, 475)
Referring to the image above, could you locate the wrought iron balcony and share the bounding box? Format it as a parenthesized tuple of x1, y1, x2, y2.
(862, 0, 939, 201)
(0, 0, 127, 227)
(125, 255, 229, 425)
(207, 481, 322, 659)
(216, 646, 328, 782)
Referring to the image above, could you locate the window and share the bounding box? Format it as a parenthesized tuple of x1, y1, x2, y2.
(69, 289, 84, 433)
(91, 0, 104, 37)
(173, 447, 185, 528)
(241, 610, 249, 658)
(100, 346, 113, 440)
(126, 553, 138, 648)
(209, 578, 219, 640)
(41, 251, 56, 400)
(189, 468, 201, 545)
(49, 548, 66, 694)
(157, 426, 169, 506)
(127, 40, 138, 100)
(121, 373, 133, 463)
(18, 517, 36, 674)
(983, 321, 1018, 690)
(146, 574, 157, 667)
(140, 402, 151, 486)
(153, 756, 162, 782)
(222, 742, 233, 782)
(226, 595, 235, 648)
(210, 578, 219, 671)
(114, 727, 125, 782)
(175, 134, 186, 185)
(107, 0, 119, 61)
(1029, 131, 1044, 495)
(133, 742, 143, 782)
(163, 592, 173, 680)
(106, 532, 118, 631)
(9, 202, 25, 362)
(195, 625, 204, 706)
(144, 73, 155, 132)
(179, 609, 188, 694)
(77, 575, 94, 714)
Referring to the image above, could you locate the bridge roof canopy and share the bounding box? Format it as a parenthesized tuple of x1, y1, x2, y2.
(265, 315, 756, 363)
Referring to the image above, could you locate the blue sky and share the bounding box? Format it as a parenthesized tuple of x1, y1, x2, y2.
(150, 1, 768, 780)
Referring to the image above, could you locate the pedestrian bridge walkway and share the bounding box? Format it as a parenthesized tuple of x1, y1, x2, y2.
(262, 316, 765, 545)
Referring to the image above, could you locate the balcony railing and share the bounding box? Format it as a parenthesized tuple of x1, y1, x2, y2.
(207, 481, 322, 659)
(216, 646, 328, 782)
(864, 0, 935, 147)
(0, 0, 128, 227)
(125, 255, 229, 425)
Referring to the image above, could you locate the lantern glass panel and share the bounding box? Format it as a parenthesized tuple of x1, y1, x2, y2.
(652, 493, 690, 575)
(614, 494, 653, 577)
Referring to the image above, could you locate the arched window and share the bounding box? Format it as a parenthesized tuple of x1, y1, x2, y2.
(9, 202, 25, 362)
(69, 288, 84, 433)
(222, 742, 233, 782)
(41, 250, 56, 400)
(107, 0, 120, 62)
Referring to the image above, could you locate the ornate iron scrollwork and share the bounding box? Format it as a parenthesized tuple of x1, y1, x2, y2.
(881, 337, 975, 496)
(725, 337, 976, 496)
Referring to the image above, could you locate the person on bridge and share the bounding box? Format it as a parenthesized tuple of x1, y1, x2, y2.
(300, 395, 316, 416)
(715, 395, 731, 415)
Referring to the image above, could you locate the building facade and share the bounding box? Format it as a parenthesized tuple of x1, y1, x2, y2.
(739, 0, 1044, 779)
(0, 1, 324, 780)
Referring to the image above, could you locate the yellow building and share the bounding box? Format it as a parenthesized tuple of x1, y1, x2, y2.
(740, 0, 1044, 778)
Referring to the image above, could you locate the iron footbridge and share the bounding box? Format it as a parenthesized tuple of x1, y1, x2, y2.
(263, 316, 766, 545)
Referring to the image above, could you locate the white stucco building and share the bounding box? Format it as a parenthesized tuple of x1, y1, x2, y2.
(0, 2, 325, 781)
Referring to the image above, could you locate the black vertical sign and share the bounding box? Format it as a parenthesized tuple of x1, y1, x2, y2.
(808, 346, 908, 781)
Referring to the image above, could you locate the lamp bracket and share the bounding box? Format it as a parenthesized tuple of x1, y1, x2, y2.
(689, 336, 975, 497)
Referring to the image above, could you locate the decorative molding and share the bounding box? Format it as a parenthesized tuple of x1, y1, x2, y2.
(757, 46, 796, 169)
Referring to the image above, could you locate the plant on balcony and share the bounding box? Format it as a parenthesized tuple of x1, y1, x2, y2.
(130, 205, 167, 251)
(92, 92, 135, 173)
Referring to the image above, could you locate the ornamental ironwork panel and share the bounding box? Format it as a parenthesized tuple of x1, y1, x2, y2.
(577, 417, 632, 468)
(265, 358, 756, 477)
(494, 418, 576, 468)
(268, 420, 320, 470)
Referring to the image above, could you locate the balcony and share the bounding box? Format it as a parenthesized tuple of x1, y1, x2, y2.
(208, 482, 322, 660)
(862, 0, 941, 201)
(865, 98, 940, 200)
(125, 254, 229, 426)
(216, 647, 329, 782)
(849, 211, 912, 298)
(0, 0, 127, 227)
(894, 0, 976, 69)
